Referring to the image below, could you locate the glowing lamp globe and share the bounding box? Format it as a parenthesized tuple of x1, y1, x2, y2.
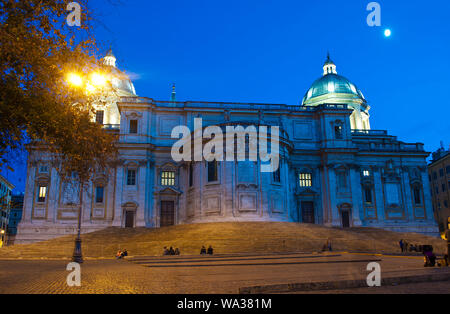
(67, 73, 83, 87)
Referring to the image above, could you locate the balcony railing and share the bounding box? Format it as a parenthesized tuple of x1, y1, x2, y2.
(354, 142, 425, 152)
(103, 124, 120, 130)
(351, 129, 388, 136)
(119, 97, 350, 112)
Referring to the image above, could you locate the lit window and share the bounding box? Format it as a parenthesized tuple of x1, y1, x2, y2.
(95, 186, 104, 203)
(95, 110, 104, 124)
(363, 170, 371, 177)
(299, 173, 312, 187)
(39, 165, 49, 173)
(335, 125, 343, 139)
(37, 186, 47, 203)
(161, 171, 175, 186)
(127, 170, 136, 186)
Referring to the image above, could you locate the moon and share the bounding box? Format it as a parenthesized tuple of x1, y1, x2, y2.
(384, 29, 392, 37)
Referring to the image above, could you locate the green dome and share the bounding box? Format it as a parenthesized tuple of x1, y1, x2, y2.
(302, 73, 365, 105)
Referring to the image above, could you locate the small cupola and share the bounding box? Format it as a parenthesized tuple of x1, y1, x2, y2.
(103, 48, 117, 68)
(323, 52, 337, 76)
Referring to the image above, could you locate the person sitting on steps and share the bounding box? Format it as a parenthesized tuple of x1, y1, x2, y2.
(200, 246, 207, 255)
(207, 245, 214, 255)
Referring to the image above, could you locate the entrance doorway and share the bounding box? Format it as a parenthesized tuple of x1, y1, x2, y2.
(160, 201, 175, 227)
(341, 210, 350, 228)
(301, 201, 315, 224)
(125, 211, 135, 228)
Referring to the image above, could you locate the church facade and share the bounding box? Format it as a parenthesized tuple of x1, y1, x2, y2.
(15, 53, 439, 243)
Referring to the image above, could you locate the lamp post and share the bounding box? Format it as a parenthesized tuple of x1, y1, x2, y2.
(446, 219, 450, 266)
(72, 190, 83, 263)
(0, 229, 4, 248)
(66, 71, 108, 264)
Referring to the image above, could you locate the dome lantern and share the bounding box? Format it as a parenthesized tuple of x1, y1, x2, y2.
(323, 52, 337, 76)
(103, 48, 117, 68)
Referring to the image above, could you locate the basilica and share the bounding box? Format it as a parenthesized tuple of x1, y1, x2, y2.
(15, 52, 439, 243)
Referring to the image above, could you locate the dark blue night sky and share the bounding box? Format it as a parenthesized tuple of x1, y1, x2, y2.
(3, 0, 450, 193)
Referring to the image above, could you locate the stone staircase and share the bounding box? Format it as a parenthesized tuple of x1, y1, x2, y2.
(0, 222, 446, 259)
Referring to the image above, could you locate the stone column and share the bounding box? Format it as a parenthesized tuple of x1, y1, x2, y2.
(112, 165, 124, 227)
(22, 162, 36, 223)
(373, 168, 385, 221)
(401, 167, 413, 221)
(328, 168, 340, 227)
(350, 167, 363, 226)
(136, 161, 147, 227)
(421, 168, 436, 224)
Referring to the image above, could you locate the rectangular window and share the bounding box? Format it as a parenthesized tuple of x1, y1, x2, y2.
(337, 172, 348, 188)
(446, 166, 450, 175)
(37, 186, 47, 203)
(443, 184, 446, 192)
(413, 187, 422, 205)
(364, 188, 373, 204)
(39, 165, 49, 173)
(207, 161, 218, 182)
(440, 169, 444, 177)
(95, 186, 104, 204)
(189, 164, 193, 187)
(95, 110, 104, 124)
(433, 172, 437, 180)
(161, 171, 175, 186)
(335, 126, 343, 139)
(127, 170, 136, 186)
(273, 166, 281, 183)
(129, 120, 138, 134)
(299, 173, 312, 187)
(363, 170, 370, 177)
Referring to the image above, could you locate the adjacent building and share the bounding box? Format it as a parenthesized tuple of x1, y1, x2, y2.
(428, 144, 450, 237)
(7, 194, 24, 244)
(0, 174, 14, 247)
(15, 53, 439, 244)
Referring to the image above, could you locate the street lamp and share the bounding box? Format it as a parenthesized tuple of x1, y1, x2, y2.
(66, 70, 109, 264)
(0, 229, 5, 248)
